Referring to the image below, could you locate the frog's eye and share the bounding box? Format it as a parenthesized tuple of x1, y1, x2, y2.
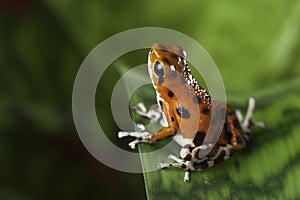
(153, 61, 164, 78)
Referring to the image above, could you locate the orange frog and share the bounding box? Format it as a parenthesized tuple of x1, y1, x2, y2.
(118, 43, 264, 182)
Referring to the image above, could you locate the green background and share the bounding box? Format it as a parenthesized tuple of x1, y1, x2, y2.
(1, 0, 300, 199)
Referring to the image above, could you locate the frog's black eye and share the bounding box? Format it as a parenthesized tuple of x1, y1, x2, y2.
(153, 61, 164, 78)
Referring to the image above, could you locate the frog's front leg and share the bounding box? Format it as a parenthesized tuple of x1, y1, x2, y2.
(131, 103, 165, 125)
(118, 101, 178, 149)
(118, 123, 150, 149)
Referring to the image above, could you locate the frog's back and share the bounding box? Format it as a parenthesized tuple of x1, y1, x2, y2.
(149, 43, 214, 141)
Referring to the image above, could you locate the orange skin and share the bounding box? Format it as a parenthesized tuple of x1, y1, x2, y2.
(147, 43, 246, 150)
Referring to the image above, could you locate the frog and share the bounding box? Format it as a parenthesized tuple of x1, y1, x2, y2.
(118, 43, 264, 182)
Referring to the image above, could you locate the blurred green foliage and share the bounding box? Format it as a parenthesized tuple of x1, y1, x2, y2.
(0, 0, 299, 199)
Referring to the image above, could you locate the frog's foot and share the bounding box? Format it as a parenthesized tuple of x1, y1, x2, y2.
(157, 154, 192, 182)
(131, 103, 165, 126)
(118, 124, 153, 149)
(235, 97, 265, 137)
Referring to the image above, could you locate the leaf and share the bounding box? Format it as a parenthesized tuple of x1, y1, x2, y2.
(139, 78, 300, 200)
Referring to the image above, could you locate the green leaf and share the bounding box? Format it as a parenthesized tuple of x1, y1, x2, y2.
(139, 78, 300, 200)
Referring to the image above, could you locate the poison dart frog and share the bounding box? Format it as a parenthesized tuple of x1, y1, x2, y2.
(118, 43, 264, 182)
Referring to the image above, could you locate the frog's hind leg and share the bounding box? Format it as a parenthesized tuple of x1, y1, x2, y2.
(157, 143, 234, 183)
(157, 154, 191, 182)
(235, 97, 265, 136)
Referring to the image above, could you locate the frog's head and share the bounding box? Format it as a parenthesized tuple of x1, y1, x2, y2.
(148, 43, 187, 87)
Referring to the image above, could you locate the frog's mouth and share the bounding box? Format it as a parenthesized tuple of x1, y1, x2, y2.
(148, 51, 159, 88)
